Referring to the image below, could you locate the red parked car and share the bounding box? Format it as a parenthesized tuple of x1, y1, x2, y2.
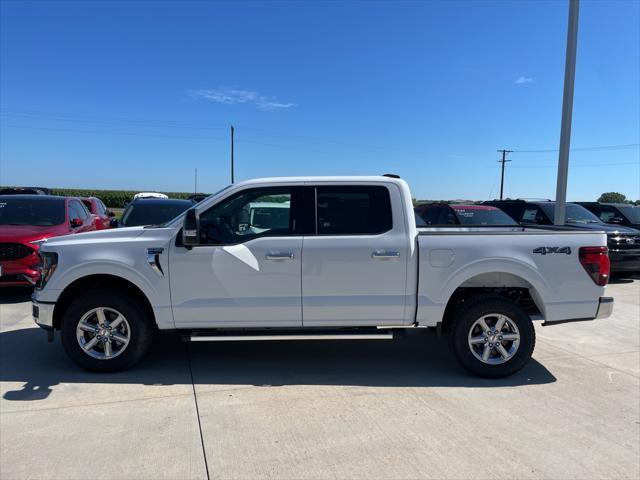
(0, 195, 96, 287)
(81, 196, 114, 230)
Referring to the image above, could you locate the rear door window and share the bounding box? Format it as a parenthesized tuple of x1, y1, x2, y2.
(315, 185, 392, 235)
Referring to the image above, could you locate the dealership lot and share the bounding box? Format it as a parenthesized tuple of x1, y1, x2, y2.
(0, 279, 638, 480)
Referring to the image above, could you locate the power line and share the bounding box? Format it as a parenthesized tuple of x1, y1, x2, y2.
(0, 109, 431, 156)
(0, 122, 423, 164)
(511, 161, 639, 168)
(2, 109, 638, 167)
(0, 123, 227, 141)
(513, 143, 639, 153)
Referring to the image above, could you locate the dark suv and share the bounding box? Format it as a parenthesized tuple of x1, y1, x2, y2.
(484, 199, 640, 274)
(576, 202, 640, 230)
(115, 198, 194, 227)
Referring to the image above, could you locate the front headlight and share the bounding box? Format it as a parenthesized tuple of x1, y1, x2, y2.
(36, 252, 58, 290)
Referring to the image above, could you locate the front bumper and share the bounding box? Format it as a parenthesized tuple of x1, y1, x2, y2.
(543, 297, 613, 326)
(0, 258, 39, 287)
(32, 299, 55, 330)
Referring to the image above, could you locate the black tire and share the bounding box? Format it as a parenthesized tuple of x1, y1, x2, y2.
(60, 290, 154, 372)
(448, 296, 535, 378)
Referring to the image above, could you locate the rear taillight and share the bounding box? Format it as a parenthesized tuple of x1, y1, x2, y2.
(579, 246, 610, 286)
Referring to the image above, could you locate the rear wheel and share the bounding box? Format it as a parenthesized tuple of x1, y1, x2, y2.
(60, 290, 154, 372)
(449, 296, 535, 378)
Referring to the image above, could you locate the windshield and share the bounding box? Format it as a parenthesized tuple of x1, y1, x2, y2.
(539, 203, 602, 224)
(452, 207, 517, 225)
(0, 197, 65, 226)
(615, 206, 640, 223)
(121, 202, 192, 227)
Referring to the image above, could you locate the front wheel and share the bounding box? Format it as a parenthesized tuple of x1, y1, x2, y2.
(449, 296, 535, 378)
(60, 290, 154, 372)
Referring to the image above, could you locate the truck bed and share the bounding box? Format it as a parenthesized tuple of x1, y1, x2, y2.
(414, 226, 608, 326)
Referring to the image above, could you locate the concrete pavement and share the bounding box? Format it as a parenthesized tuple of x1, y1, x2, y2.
(1, 279, 638, 479)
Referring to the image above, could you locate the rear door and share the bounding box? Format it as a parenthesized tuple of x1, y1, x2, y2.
(301, 183, 410, 327)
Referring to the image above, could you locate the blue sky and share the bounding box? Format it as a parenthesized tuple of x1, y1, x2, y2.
(1, 0, 638, 200)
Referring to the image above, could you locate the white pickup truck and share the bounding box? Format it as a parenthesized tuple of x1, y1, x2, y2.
(31, 176, 613, 377)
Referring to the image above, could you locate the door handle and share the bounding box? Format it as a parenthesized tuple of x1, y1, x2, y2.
(265, 251, 294, 260)
(372, 250, 400, 259)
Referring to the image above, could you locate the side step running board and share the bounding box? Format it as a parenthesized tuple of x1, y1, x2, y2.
(189, 332, 394, 342)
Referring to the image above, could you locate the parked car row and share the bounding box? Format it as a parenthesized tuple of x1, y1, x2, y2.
(0, 191, 195, 287)
(415, 199, 640, 274)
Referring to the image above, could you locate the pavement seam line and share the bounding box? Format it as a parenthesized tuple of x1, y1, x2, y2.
(0, 390, 194, 415)
(187, 343, 211, 480)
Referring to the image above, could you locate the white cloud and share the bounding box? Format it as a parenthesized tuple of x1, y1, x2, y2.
(189, 88, 296, 110)
(514, 76, 534, 85)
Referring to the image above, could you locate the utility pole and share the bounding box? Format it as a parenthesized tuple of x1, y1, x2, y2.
(497, 149, 512, 200)
(554, 0, 580, 225)
(194, 168, 198, 194)
(230, 125, 235, 184)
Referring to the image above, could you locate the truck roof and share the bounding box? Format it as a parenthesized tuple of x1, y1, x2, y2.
(235, 175, 407, 187)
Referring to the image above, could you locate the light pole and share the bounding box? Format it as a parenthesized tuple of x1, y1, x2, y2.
(554, 0, 580, 225)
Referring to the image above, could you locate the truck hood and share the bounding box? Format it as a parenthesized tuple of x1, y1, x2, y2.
(39, 226, 179, 254)
(40, 226, 147, 248)
(0, 224, 69, 243)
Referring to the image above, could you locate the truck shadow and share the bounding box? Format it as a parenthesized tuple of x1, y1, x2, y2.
(0, 287, 33, 304)
(608, 275, 638, 285)
(0, 327, 556, 401)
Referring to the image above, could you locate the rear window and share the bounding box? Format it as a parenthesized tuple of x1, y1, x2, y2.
(0, 197, 65, 226)
(316, 186, 392, 235)
(452, 207, 517, 225)
(121, 202, 191, 227)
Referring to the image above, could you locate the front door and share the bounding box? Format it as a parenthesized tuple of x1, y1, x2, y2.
(170, 186, 304, 329)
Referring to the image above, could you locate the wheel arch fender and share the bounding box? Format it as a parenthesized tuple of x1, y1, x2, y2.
(51, 266, 163, 330)
(418, 257, 552, 327)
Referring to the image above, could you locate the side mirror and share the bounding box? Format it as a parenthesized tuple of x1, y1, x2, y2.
(182, 208, 200, 247)
(109, 218, 119, 228)
(609, 217, 624, 225)
(70, 218, 82, 228)
(107, 210, 116, 218)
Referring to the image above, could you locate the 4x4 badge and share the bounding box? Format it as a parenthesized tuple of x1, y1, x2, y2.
(533, 246, 572, 255)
